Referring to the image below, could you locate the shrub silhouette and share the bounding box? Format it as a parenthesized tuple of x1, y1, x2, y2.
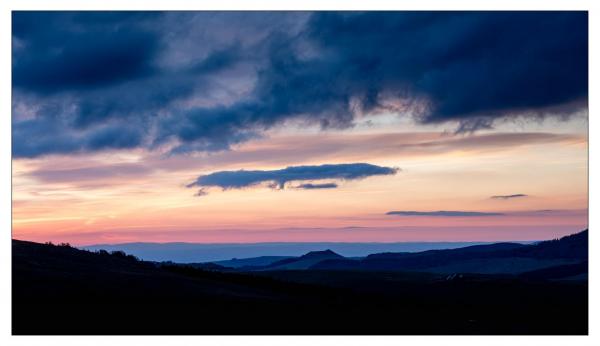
(110, 250, 127, 257)
(126, 254, 139, 262)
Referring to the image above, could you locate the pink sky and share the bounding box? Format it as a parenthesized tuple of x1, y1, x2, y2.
(12, 117, 588, 245)
(11, 11, 588, 246)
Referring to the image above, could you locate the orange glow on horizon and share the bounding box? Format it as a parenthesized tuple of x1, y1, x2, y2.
(12, 127, 588, 245)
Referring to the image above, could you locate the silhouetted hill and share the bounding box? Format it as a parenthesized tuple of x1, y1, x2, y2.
(366, 242, 526, 260)
(301, 249, 344, 259)
(13, 239, 354, 334)
(214, 256, 293, 268)
(241, 249, 346, 270)
(311, 230, 588, 274)
(82, 241, 497, 262)
(13, 240, 298, 301)
(13, 237, 588, 335)
(510, 230, 588, 260)
(163, 261, 234, 271)
(519, 261, 588, 281)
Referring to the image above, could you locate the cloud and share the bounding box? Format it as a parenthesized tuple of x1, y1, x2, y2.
(12, 117, 146, 158)
(188, 163, 399, 190)
(12, 12, 588, 158)
(27, 163, 153, 183)
(491, 194, 528, 200)
(303, 12, 587, 126)
(386, 211, 504, 217)
(295, 183, 338, 189)
(21, 131, 582, 187)
(12, 12, 161, 93)
(194, 188, 209, 197)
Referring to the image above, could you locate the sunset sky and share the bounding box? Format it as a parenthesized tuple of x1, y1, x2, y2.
(11, 11, 588, 245)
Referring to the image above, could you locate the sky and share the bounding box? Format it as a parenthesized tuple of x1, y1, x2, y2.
(11, 11, 588, 245)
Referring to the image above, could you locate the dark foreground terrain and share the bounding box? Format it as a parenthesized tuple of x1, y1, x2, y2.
(13, 235, 587, 335)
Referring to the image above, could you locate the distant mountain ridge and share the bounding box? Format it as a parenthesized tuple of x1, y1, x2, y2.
(80, 230, 587, 276)
(311, 230, 588, 275)
(81, 241, 501, 263)
(185, 230, 589, 277)
(214, 256, 293, 268)
(244, 249, 346, 271)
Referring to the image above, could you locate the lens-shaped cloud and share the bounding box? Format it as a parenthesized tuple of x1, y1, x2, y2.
(491, 194, 528, 200)
(386, 211, 504, 217)
(188, 163, 399, 191)
(295, 183, 338, 190)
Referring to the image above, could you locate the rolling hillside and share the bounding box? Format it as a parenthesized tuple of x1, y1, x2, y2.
(12, 232, 588, 335)
(310, 230, 588, 275)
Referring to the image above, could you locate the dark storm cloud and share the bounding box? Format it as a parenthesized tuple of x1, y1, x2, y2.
(386, 211, 504, 217)
(12, 117, 145, 158)
(302, 11, 588, 124)
(12, 11, 588, 158)
(187, 163, 399, 190)
(12, 12, 161, 93)
(189, 44, 243, 74)
(491, 194, 528, 200)
(155, 30, 359, 153)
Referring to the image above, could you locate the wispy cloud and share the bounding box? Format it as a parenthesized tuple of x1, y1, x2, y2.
(386, 210, 504, 217)
(295, 183, 338, 189)
(491, 194, 528, 200)
(26, 163, 154, 183)
(22, 131, 583, 187)
(188, 163, 399, 190)
(194, 188, 209, 197)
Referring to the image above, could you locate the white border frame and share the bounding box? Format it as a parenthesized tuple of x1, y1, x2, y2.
(1, 1, 596, 345)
